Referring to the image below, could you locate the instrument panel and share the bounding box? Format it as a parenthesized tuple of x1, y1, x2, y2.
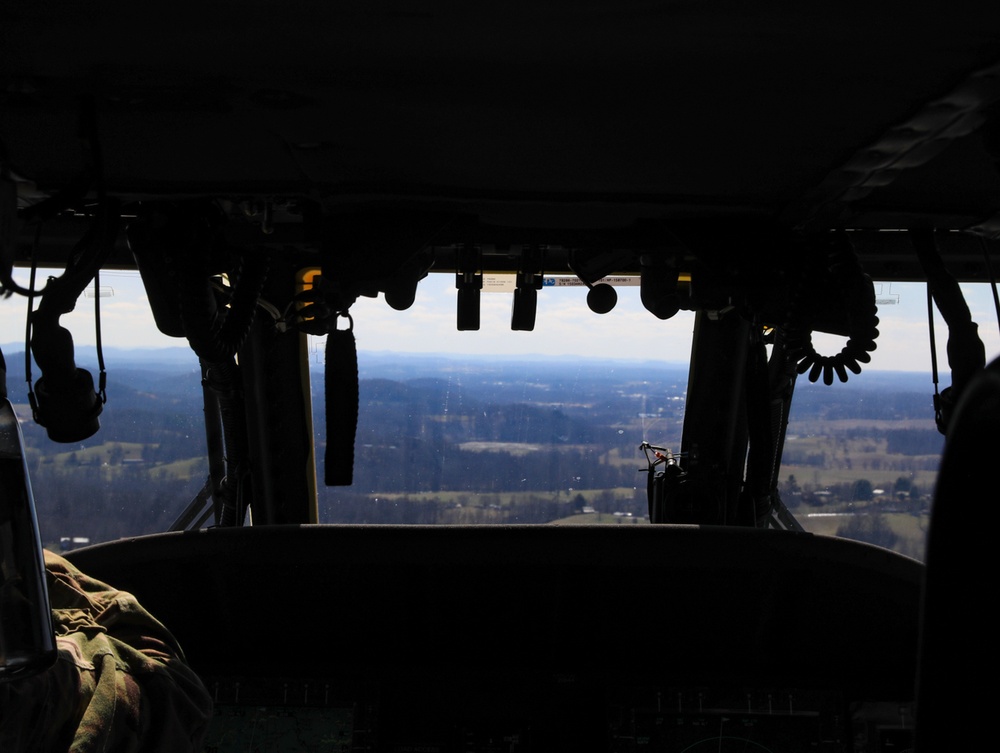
(200, 675, 912, 753)
(66, 526, 922, 753)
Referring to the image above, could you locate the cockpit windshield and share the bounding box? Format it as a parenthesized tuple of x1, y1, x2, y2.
(3, 270, 998, 561)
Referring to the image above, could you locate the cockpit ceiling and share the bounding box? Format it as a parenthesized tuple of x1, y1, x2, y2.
(3, 1, 1000, 234)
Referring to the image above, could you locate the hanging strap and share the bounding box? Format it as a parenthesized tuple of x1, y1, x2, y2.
(325, 314, 359, 486)
(911, 229, 985, 393)
(741, 325, 774, 525)
(912, 229, 986, 434)
(980, 236, 1000, 332)
(24, 232, 40, 417)
(93, 270, 107, 403)
(927, 283, 944, 430)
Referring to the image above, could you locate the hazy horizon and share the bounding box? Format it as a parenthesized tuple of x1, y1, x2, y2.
(3, 270, 1000, 373)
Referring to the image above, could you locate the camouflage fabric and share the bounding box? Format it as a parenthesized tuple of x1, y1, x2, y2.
(0, 550, 212, 752)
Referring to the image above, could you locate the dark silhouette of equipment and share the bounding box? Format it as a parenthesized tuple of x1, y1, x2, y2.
(0, 347, 56, 680)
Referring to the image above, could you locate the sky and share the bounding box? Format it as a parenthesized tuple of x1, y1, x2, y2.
(2, 268, 1000, 373)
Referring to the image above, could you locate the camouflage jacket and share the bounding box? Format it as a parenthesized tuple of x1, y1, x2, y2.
(0, 550, 212, 752)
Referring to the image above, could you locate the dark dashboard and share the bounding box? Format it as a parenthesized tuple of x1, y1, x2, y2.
(68, 525, 921, 752)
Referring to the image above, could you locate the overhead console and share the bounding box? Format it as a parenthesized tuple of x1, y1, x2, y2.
(68, 526, 921, 752)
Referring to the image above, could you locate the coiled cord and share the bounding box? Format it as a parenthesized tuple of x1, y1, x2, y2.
(783, 234, 879, 385)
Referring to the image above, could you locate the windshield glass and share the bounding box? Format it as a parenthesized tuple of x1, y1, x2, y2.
(3, 269, 998, 560)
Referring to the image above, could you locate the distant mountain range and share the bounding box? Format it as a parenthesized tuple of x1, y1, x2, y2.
(7, 339, 945, 539)
(2, 342, 938, 395)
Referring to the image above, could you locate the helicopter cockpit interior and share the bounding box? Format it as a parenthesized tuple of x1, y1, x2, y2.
(3, 2, 1000, 751)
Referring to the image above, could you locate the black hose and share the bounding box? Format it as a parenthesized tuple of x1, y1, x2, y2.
(203, 358, 252, 526)
(180, 252, 269, 363)
(139, 206, 270, 526)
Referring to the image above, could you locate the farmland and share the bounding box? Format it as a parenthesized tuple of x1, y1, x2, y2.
(8, 349, 941, 560)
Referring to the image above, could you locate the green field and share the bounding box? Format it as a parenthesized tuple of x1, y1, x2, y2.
(27, 429, 932, 560)
(30, 441, 207, 483)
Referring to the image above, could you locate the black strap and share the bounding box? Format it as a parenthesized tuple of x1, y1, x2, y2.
(980, 236, 1000, 332)
(94, 270, 107, 403)
(927, 283, 943, 427)
(325, 319, 359, 486)
(913, 229, 986, 433)
(741, 326, 773, 525)
(911, 229, 985, 395)
(24, 237, 39, 418)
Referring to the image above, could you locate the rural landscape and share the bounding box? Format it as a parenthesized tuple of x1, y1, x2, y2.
(7, 346, 941, 561)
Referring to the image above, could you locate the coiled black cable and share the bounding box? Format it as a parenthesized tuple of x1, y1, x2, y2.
(178, 251, 269, 363)
(783, 234, 879, 385)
